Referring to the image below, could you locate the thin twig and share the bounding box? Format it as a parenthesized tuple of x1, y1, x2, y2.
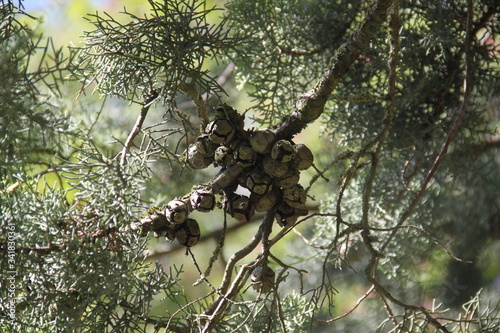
(379, 0, 474, 256)
(120, 92, 158, 167)
(188, 249, 218, 291)
(202, 227, 263, 320)
(261, 210, 276, 256)
(360, 0, 400, 261)
(179, 82, 209, 127)
(201, 211, 279, 332)
(364, 2, 474, 332)
(307, 150, 353, 191)
(86, 96, 107, 135)
(177, 62, 236, 111)
(316, 285, 375, 323)
(196, 211, 229, 284)
(1, 167, 61, 194)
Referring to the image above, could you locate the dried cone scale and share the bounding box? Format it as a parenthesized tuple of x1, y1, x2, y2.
(164, 200, 190, 224)
(190, 189, 215, 213)
(228, 195, 255, 223)
(271, 139, 295, 163)
(234, 143, 256, 167)
(293, 144, 314, 170)
(251, 265, 275, 293)
(214, 145, 234, 166)
(246, 169, 273, 195)
(175, 218, 201, 247)
(186, 145, 212, 169)
(276, 202, 298, 227)
(276, 168, 300, 188)
(195, 134, 219, 157)
(214, 104, 244, 132)
(251, 190, 278, 212)
(262, 155, 289, 178)
(249, 130, 275, 154)
(283, 184, 306, 208)
(207, 118, 235, 144)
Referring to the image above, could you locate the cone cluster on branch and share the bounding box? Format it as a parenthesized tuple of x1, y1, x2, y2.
(140, 104, 313, 248)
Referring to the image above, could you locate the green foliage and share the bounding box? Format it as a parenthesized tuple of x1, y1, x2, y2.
(1, 0, 499, 332)
(226, 292, 314, 332)
(0, 3, 186, 332)
(226, 0, 361, 123)
(72, 0, 235, 105)
(0, 3, 72, 178)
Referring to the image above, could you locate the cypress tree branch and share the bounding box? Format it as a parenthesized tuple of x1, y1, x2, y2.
(315, 285, 375, 323)
(379, 0, 475, 257)
(201, 213, 278, 331)
(362, 2, 474, 332)
(120, 91, 158, 166)
(273, 0, 393, 139)
(177, 62, 236, 110)
(361, 0, 400, 263)
(179, 82, 209, 127)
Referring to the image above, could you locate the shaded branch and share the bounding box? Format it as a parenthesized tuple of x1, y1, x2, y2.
(201, 225, 263, 331)
(179, 82, 209, 127)
(273, 0, 393, 139)
(379, 0, 475, 256)
(361, 0, 400, 262)
(315, 285, 375, 323)
(361, 2, 475, 332)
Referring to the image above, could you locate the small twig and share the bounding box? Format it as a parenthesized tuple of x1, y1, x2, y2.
(194, 211, 229, 286)
(360, 0, 400, 260)
(177, 62, 236, 111)
(202, 260, 257, 333)
(1, 167, 61, 194)
(379, 0, 474, 256)
(316, 285, 374, 323)
(271, 213, 340, 249)
(86, 96, 106, 135)
(188, 248, 218, 291)
(202, 226, 263, 321)
(179, 82, 209, 127)
(269, 252, 308, 276)
(120, 91, 158, 167)
(403, 225, 472, 263)
(307, 150, 354, 191)
(379, 292, 399, 327)
(201, 212, 280, 331)
(165, 290, 216, 332)
(261, 210, 276, 256)
(367, 277, 451, 333)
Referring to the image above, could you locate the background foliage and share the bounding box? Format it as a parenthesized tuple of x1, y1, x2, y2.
(1, 0, 499, 332)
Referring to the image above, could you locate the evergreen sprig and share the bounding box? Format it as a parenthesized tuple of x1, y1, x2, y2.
(72, 0, 235, 105)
